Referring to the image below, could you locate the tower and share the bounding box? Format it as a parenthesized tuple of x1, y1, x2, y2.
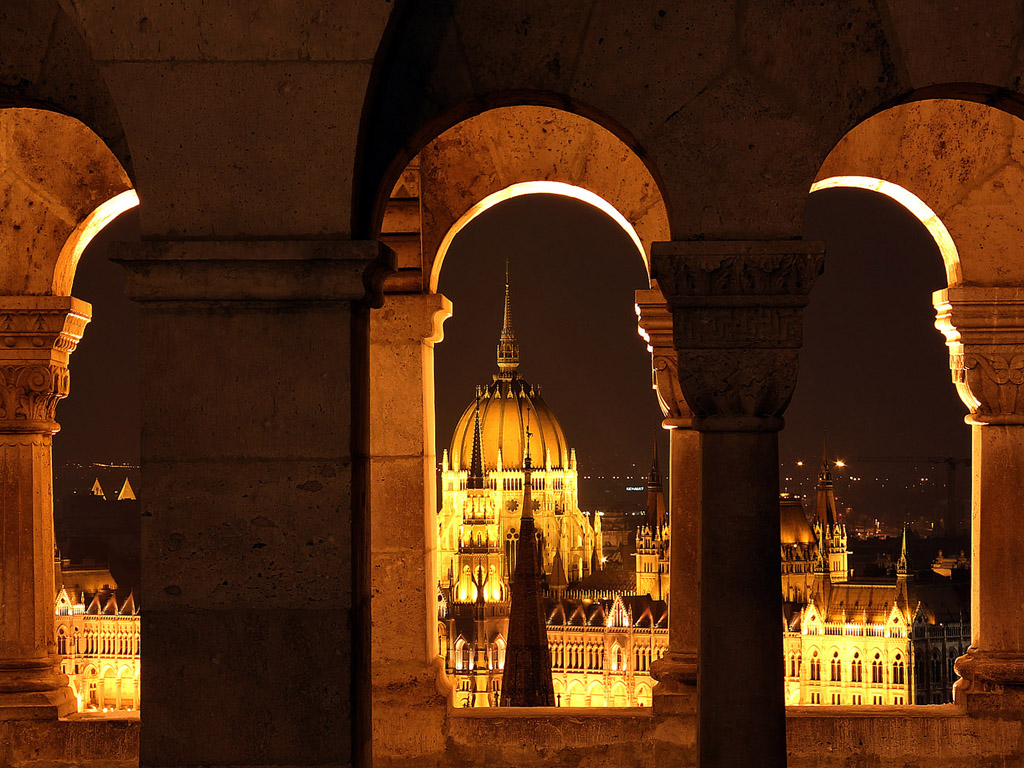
(815, 438, 849, 583)
(500, 431, 555, 707)
(644, 439, 667, 530)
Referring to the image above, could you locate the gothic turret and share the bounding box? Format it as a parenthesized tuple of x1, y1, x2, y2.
(815, 437, 849, 583)
(468, 403, 485, 491)
(500, 430, 555, 706)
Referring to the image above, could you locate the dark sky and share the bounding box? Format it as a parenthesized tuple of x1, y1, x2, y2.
(63, 187, 969, 524)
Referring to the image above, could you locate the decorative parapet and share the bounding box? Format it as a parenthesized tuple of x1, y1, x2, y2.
(650, 241, 825, 432)
(0, 297, 91, 433)
(934, 286, 1024, 424)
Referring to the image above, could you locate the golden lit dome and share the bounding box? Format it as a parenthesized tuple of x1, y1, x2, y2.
(449, 263, 571, 471)
(450, 376, 570, 471)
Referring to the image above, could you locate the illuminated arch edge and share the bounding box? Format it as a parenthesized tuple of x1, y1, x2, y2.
(810, 176, 961, 286)
(54, 189, 140, 295)
(429, 181, 648, 293)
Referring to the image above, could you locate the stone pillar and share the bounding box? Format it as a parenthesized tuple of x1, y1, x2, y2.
(635, 287, 698, 711)
(934, 286, 1024, 706)
(113, 240, 392, 768)
(0, 296, 89, 720)
(652, 241, 823, 768)
(368, 292, 450, 760)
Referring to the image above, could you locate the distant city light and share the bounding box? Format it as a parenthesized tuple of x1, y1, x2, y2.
(835, 460, 846, 468)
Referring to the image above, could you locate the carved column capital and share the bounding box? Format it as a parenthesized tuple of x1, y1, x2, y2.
(651, 241, 825, 432)
(0, 297, 91, 433)
(934, 286, 1024, 425)
(636, 286, 693, 428)
(370, 292, 452, 347)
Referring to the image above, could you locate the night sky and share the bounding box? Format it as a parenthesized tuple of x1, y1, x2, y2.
(64, 187, 969, 525)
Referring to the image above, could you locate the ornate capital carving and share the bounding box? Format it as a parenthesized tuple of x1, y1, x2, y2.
(636, 287, 692, 427)
(370, 292, 452, 346)
(651, 241, 824, 431)
(934, 287, 1024, 425)
(0, 297, 90, 433)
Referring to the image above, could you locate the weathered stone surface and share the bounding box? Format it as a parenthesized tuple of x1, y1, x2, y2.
(415, 105, 669, 290)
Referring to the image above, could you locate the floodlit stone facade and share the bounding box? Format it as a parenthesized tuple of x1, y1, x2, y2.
(54, 588, 140, 713)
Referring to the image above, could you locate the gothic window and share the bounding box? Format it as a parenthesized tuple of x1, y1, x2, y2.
(872, 653, 883, 684)
(893, 654, 905, 685)
(796, 653, 802, 676)
(851, 652, 862, 683)
(57, 629, 67, 656)
(830, 651, 841, 682)
(949, 649, 958, 681)
(810, 651, 820, 681)
(613, 644, 624, 672)
(931, 649, 942, 681)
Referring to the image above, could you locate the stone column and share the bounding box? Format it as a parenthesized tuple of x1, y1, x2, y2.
(934, 286, 1024, 707)
(636, 286, 699, 711)
(368, 292, 450, 760)
(113, 240, 392, 768)
(652, 240, 824, 768)
(0, 296, 89, 720)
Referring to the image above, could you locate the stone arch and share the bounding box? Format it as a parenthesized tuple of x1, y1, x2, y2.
(375, 105, 669, 292)
(586, 680, 606, 707)
(0, 107, 137, 296)
(812, 98, 1024, 289)
(0, 1, 130, 170)
(566, 679, 585, 707)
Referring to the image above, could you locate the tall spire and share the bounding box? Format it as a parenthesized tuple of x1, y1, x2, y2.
(496, 257, 520, 378)
(468, 396, 485, 490)
(897, 526, 908, 576)
(815, 434, 839, 529)
(645, 438, 666, 529)
(500, 425, 555, 706)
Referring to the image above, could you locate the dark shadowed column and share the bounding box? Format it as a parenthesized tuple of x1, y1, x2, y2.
(653, 241, 823, 768)
(935, 287, 1024, 710)
(114, 240, 392, 768)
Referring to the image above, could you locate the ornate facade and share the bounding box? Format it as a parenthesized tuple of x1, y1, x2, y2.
(781, 452, 969, 706)
(438, 271, 668, 707)
(54, 587, 140, 713)
(437, 274, 599, 603)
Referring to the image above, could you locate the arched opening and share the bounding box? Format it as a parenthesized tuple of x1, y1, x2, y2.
(0, 105, 138, 720)
(367, 103, 671, 715)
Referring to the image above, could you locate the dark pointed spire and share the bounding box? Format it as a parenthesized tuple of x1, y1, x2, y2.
(496, 257, 520, 379)
(468, 396, 485, 490)
(501, 425, 554, 707)
(645, 437, 666, 529)
(815, 434, 839, 529)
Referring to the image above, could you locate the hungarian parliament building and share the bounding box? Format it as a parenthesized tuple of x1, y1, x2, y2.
(436, 274, 968, 708)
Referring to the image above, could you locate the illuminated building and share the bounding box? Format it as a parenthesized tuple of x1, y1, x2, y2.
(438, 271, 671, 706)
(437, 271, 600, 603)
(53, 569, 139, 713)
(781, 450, 969, 706)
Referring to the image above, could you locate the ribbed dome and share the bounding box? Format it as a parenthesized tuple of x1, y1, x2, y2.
(451, 376, 569, 471)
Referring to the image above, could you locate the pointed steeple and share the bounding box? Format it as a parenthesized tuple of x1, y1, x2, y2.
(897, 526, 909, 576)
(468, 398, 485, 490)
(117, 477, 136, 501)
(645, 438, 666, 529)
(501, 425, 554, 706)
(90, 478, 105, 498)
(815, 435, 839, 529)
(496, 257, 520, 379)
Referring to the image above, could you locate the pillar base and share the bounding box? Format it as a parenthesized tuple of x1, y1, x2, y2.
(0, 660, 76, 720)
(0, 687, 76, 720)
(955, 650, 1024, 713)
(651, 651, 697, 715)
